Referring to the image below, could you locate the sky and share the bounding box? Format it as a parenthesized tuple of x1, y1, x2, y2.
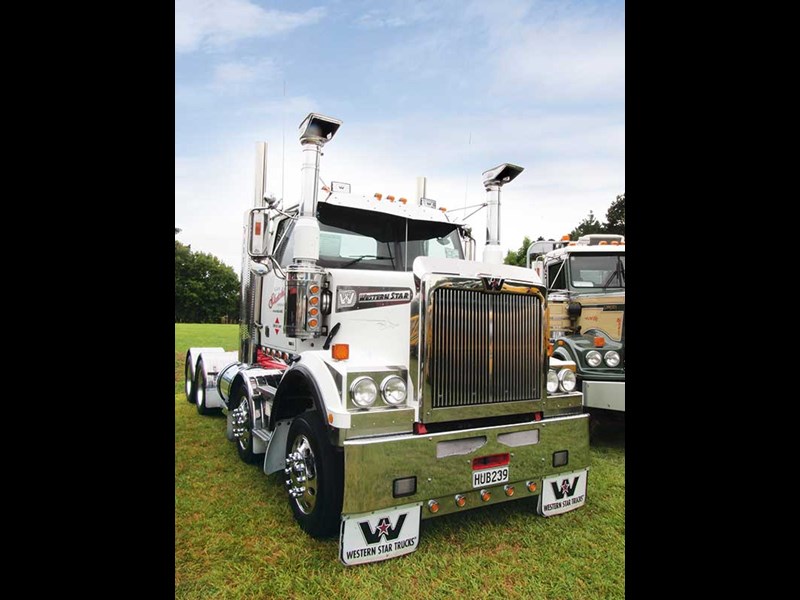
(175, 0, 624, 271)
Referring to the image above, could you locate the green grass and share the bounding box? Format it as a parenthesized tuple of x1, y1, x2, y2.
(175, 324, 625, 599)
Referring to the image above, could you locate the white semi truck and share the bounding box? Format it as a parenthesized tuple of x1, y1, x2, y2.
(184, 113, 590, 565)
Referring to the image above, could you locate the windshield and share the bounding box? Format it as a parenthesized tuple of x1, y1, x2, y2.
(569, 254, 625, 289)
(316, 203, 463, 271)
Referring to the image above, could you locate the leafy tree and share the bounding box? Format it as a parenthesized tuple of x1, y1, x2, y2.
(569, 210, 605, 239)
(605, 193, 625, 235)
(504, 235, 533, 266)
(175, 234, 239, 323)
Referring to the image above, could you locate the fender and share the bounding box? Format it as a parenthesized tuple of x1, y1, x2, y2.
(264, 352, 351, 475)
(271, 352, 350, 429)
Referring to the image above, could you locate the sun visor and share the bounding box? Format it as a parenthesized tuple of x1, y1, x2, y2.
(318, 203, 459, 242)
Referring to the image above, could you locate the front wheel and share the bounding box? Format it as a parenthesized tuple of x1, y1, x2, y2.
(284, 411, 343, 538)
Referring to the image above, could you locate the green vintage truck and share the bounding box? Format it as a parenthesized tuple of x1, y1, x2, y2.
(528, 234, 625, 414)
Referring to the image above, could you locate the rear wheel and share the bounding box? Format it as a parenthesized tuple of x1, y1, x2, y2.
(284, 410, 343, 538)
(194, 360, 216, 416)
(184, 352, 195, 403)
(231, 390, 257, 464)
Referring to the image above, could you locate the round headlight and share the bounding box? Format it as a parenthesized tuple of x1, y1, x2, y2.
(546, 369, 559, 394)
(381, 375, 407, 405)
(558, 369, 577, 392)
(350, 376, 378, 407)
(604, 350, 620, 367)
(586, 350, 602, 367)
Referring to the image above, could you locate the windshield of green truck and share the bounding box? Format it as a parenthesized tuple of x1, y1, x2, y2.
(569, 254, 625, 289)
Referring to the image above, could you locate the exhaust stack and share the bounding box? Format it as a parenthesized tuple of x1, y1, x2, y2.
(481, 163, 524, 265)
(293, 113, 341, 264)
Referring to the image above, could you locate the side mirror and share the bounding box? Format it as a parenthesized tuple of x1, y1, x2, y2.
(247, 208, 269, 257)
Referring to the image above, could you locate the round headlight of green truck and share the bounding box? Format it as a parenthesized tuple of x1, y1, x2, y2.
(546, 369, 559, 393)
(586, 350, 602, 367)
(381, 375, 407, 405)
(604, 351, 620, 367)
(351, 376, 378, 407)
(558, 369, 577, 392)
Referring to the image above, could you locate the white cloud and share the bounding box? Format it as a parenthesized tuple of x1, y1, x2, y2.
(175, 0, 325, 53)
(209, 58, 280, 93)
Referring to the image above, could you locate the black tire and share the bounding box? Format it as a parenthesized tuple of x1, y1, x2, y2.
(194, 359, 217, 416)
(232, 389, 257, 464)
(184, 352, 195, 404)
(284, 410, 343, 538)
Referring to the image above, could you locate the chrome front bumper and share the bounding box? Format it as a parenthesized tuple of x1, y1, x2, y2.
(583, 380, 625, 412)
(342, 413, 589, 516)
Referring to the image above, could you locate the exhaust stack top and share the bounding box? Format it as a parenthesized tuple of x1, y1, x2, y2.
(481, 163, 524, 265)
(298, 113, 341, 218)
(293, 113, 342, 264)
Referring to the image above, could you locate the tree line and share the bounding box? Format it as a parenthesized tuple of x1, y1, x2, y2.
(175, 228, 239, 323)
(504, 193, 624, 267)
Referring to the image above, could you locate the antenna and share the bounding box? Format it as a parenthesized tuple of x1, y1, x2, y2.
(280, 80, 286, 209)
(463, 131, 471, 212)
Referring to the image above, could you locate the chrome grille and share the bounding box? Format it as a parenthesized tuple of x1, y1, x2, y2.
(429, 288, 541, 409)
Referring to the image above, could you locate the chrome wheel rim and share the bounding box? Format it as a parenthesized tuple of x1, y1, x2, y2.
(285, 434, 318, 514)
(234, 397, 251, 451)
(195, 368, 205, 407)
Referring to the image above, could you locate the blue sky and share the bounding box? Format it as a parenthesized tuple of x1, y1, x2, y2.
(176, 0, 624, 270)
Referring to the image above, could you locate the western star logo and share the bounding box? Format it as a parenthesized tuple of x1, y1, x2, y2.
(482, 277, 504, 291)
(358, 514, 407, 544)
(551, 476, 580, 500)
(338, 289, 356, 308)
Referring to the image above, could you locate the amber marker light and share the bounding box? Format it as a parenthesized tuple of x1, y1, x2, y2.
(310, 285, 320, 294)
(328, 413, 334, 424)
(526, 481, 537, 493)
(309, 307, 319, 316)
(547, 342, 554, 357)
(439, 207, 447, 212)
(331, 344, 349, 360)
(309, 296, 319, 306)
(387, 195, 395, 202)
(308, 319, 318, 328)
(455, 494, 466, 507)
(504, 485, 515, 497)
(480, 489, 491, 502)
(428, 500, 440, 513)
(561, 235, 570, 241)
(593, 336, 605, 348)
(399, 197, 408, 204)
(374, 193, 383, 200)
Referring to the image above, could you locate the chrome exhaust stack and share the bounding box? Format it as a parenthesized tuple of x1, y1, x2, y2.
(285, 113, 341, 339)
(293, 113, 342, 265)
(481, 163, 524, 265)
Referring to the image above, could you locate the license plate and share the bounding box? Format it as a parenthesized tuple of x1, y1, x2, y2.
(472, 465, 509, 489)
(539, 469, 588, 516)
(340, 503, 421, 566)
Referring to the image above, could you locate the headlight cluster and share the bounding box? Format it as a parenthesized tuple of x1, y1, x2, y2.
(350, 375, 407, 408)
(586, 349, 621, 368)
(547, 368, 577, 394)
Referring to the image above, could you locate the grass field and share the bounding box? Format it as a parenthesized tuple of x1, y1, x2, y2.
(175, 323, 625, 599)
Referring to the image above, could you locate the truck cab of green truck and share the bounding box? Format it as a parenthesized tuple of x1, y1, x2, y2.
(529, 234, 625, 414)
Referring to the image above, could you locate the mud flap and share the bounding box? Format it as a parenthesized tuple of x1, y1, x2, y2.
(538, 468, 589, 516)
(339, 502, 422, 566)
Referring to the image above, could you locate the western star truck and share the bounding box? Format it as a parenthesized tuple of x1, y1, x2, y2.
(183, 113, 591, 565)
(528, 234, 625, 414)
